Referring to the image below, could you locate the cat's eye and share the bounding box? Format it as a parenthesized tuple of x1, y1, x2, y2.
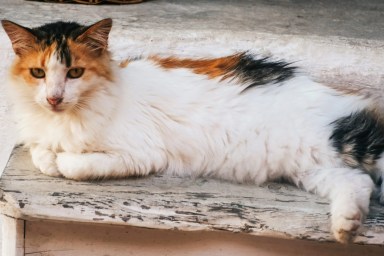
(67, 68, 85, 79)
(30, 68, 45, 79)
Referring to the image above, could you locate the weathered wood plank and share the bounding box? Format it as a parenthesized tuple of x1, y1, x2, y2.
(23, 220, 384, 256)
(1, 215, 24, 256)
(0, 146, 383, 245)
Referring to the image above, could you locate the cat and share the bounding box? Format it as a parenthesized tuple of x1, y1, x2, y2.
(2, 18, 383, 244)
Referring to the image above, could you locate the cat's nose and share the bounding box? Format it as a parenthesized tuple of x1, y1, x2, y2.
(46, 97, 63, 106)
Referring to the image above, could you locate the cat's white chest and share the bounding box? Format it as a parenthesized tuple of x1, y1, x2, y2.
(17, 111, 107, 153)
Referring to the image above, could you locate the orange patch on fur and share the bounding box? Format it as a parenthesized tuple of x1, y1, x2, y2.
(119, 59, 130, 68)
(11, 39, 114, 86)
(11, 44, 55, 86)
(151, 54, 243, 80)
(40, 43, 57, 67)
(67, 39, 113, 82)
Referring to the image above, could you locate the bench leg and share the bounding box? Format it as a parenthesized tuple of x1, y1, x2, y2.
(1, 215, 25, 256)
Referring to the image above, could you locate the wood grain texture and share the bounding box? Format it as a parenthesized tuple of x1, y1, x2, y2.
(1, 215, 24, 256)
(23, 220, 384, 256)
(0, 146, 383, 245)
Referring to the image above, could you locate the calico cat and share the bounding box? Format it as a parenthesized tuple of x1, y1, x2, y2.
(2, 18, 383, 243)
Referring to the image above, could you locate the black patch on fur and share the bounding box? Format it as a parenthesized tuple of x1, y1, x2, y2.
(330, 110, 384, 173)
(31, 21, 87, 67)
(236, 54, 296, 91)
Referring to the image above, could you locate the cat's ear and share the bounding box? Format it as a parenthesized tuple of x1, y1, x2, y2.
(1, 20, 37, 56)
(75, 18, 112, 56)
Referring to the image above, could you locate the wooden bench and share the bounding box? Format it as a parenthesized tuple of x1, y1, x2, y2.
(1, 146, 383, 256)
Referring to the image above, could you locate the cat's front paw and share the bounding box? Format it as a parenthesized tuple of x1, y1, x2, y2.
(30, 147, 62, 177)
(56, 152, 91, 181)
(331, 210, 362, 243)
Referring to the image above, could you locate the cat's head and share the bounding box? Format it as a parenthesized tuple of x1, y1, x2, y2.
(2, 18, 113, 113)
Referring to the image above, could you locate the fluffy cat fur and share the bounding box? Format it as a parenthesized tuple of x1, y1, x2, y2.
(2, 18, 383, 243)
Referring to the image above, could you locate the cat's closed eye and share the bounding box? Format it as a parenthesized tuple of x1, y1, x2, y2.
(67, 68, 85, 79)
(30, 68, 45, 79)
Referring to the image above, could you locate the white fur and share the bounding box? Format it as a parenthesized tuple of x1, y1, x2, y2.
(8, 56, 379, 243)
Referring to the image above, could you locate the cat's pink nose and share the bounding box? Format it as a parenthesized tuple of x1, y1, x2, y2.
(46, 97, 63, 106)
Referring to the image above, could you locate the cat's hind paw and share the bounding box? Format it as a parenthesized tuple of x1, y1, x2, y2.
(331, 211, 362, 243)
